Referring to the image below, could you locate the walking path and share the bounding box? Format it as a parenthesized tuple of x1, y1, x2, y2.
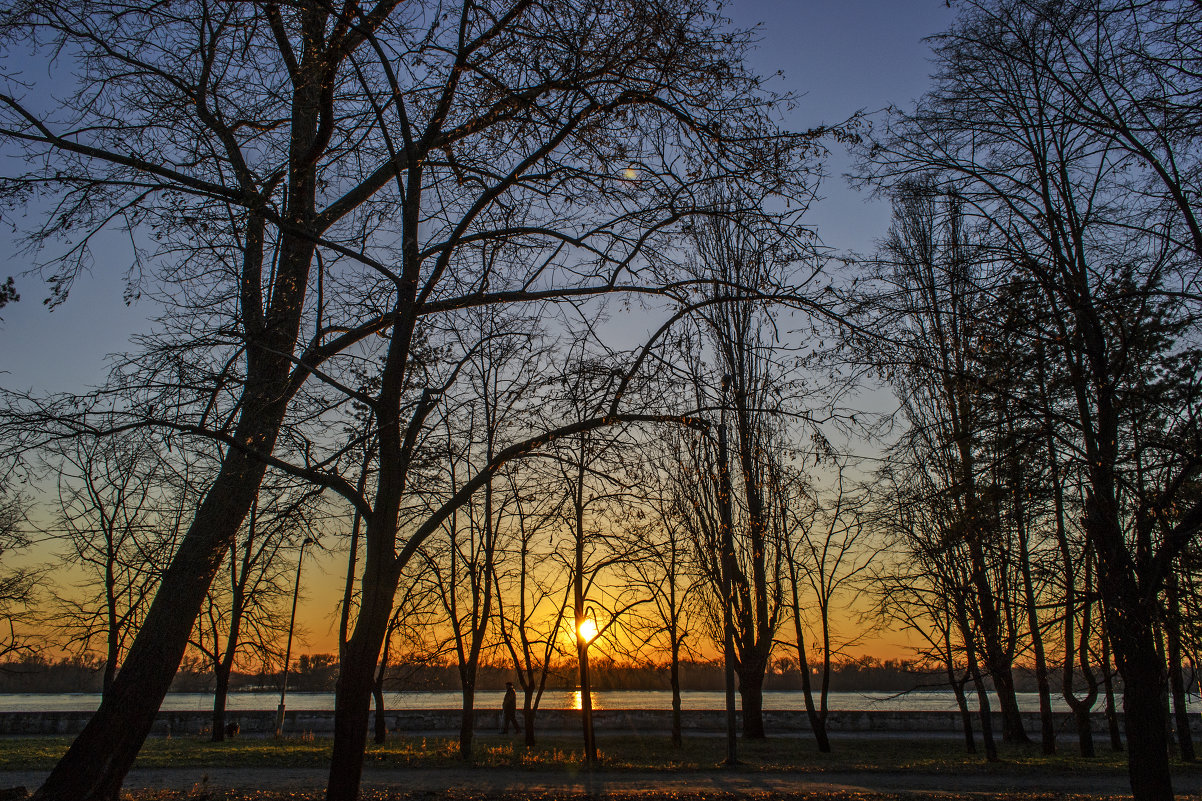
(4, 766, 1202, 798)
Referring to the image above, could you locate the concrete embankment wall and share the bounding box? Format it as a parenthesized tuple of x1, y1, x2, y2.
(2, 708, 1192, 738)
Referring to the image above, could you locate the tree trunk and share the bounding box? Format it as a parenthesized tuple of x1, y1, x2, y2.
(373, 660, 388, 745)
(1070, 695, 1098, 757)
(1016, 485, 1055, 754)
(212, 590, 244, 743)
(942, 620, 975, 753)
(578, 640, 596, 765)
(800, 673, 830, 752)
(102, 619, 117, 699)
(788, 549, 828, 753)
(737, 667, 766, 739)
(338, 460, 369, 663)
(966, 534, 1027, 746)
(717, 421, 738, 765)
(523, 699, 536, 748)
(1118, 626, 1174, 801)
(33, 44, 324, 794)
(326, 552, 400, 801)
(571, 439, 597, 767)
(458, 683, 475, 759)
(796, 650, 829, 752)
(1167, 572, 1194, 761)
(670, 643, 682, 747)
(959, 604, 997, 763)
(372, 685, 386, 745)
(1090, 463, 1172, 799)
(1100, 622, 1124, 752)
(989, 658, 1028, 745)
(1056, 468, 1096, 757)
(373, 614, 397, 746)
(958, 399, 1026, 749)
(969, 660, 998, 763)
(1064, 622, 1099, 760)
(953, 669, 976, 754)
(211, 659, 233, 743)
(1032, 644, 1055, 754)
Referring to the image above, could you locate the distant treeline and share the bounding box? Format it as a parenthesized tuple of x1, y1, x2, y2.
(0, 654, 1148, 696)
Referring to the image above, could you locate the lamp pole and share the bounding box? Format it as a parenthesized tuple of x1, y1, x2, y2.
(718, 376, 738, 766)
(275, 536, 315, 737)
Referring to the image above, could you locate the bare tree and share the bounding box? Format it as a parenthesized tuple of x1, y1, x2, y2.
(0, 486, 37, 661)
(371, 567, 444, 745)
(420, 304, 546, 759)
(869, 544, 978, 755)
(494, 467, 569, 748)
(192, 477, 321, 741)
(46, 433, 186, 694)
(1018, 0, 1202, 264)
(782, 460, 875, 753)
(865, 180, 1029, 744)
(678, 207, 820, 739)
(549, 358, 650, 766)
(870, 455, 1000, 762)
(622, 433, 705, 747)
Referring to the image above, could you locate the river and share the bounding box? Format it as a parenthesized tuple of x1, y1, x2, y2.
(0, 689, 1140, 713)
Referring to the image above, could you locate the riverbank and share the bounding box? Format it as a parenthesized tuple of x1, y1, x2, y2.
(0, 689, 1160, 713)
(0, 706, 1189, 738)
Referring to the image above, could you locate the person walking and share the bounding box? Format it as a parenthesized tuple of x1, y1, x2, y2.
(502, 681, 521, 734)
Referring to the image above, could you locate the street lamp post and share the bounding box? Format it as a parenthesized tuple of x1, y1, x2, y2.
(717, 377, 738, 766)
(275, 536, 315, 738)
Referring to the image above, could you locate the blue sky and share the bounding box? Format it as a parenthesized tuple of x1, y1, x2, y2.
(1, 1, 954, 396)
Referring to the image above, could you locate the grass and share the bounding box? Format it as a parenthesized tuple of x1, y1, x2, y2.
(1, 731, 1199, 777)
(103, 788, 1115, 793)
(88, 788, 1120, 793)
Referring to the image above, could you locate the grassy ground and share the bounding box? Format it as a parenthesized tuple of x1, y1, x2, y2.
(1, 731, 1197, 777)
(112, 788, 1115, 793)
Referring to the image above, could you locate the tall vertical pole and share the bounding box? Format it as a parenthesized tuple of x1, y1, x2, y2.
(574, 438, 597, 766)
(276, 537, 313, 737)
(717, 417, 738, 766)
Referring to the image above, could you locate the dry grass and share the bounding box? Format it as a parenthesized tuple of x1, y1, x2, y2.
(119, 792, 1120, 801)
(110, 784, 1144, 798)
(2, 731, 1197, 777)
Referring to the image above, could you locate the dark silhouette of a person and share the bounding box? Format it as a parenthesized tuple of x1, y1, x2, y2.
(502, 681, 521, 734)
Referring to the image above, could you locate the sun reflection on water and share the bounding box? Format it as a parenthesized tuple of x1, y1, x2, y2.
(570, 690, 601, 711)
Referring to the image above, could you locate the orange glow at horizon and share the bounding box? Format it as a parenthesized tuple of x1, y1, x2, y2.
(294, 547, 922, 665)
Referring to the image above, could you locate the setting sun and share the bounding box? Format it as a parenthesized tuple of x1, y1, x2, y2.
(577, 618, 598, 643)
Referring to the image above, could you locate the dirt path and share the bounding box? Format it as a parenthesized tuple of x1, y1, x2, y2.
(3, 766, 1201, 798)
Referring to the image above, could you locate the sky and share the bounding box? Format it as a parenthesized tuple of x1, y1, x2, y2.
(1, 1, 957, 663)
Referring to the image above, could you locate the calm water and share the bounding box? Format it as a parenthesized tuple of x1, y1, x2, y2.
(0, 689, 1137, 713)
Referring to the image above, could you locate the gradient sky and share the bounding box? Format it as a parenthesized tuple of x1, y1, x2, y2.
(1, 1, 957, 660)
